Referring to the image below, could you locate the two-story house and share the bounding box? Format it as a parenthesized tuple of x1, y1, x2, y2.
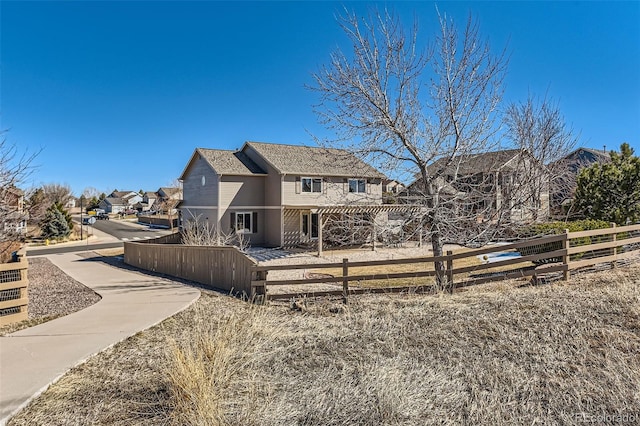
(407, 149, 550, 223)
(1, 186, 28, 236)
(178, 141, 388, 252)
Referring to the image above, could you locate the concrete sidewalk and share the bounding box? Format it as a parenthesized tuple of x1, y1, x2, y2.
(0, 253, 200, 424)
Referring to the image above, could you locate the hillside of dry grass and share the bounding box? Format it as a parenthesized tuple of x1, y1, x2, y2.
(9, 266, 640, 426)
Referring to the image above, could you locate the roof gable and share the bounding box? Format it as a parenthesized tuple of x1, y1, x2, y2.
(243, 141, 385, 178)
(180, 148, 267, 179)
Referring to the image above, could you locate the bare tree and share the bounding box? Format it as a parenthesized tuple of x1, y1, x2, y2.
(0, 135, 38, 251)
(505, 94, 578, 221)
(182, 213, 249, 251)
(311, 8, 507, 285)
(41, 183, 74, 206)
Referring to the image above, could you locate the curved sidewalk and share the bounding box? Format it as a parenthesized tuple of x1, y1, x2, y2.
(0, 252, 201, 424)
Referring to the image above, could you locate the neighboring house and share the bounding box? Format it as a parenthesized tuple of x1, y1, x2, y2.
(550, 147, 611, 217)
(99, 197, 127, 214)
(154, 187, 183, 215)
(102, 190, 143, 213)
(179, 141, 392, 251)
(133, 191, 158, 212)
(382, 179, 405, 204)
(407, 149, 550, 223)
(383, 179, 405, 194)
(1, 186, 28, 236)
(157, 187, 183, 201)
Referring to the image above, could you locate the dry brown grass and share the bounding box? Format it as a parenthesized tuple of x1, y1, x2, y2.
(8, 266, 640, 425)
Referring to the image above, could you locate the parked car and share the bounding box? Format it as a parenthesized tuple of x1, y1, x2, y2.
(96, 213, 110, 220)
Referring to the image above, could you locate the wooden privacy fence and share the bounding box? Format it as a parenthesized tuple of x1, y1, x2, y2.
(124, 237, 256, 296)
(0, 248, 28, 326)
(251, 224, 640, 302)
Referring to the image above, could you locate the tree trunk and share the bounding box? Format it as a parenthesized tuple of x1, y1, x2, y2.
(430, 224, 446, 288)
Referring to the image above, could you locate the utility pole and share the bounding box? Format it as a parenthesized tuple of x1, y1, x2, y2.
(80, 196, 83, 240)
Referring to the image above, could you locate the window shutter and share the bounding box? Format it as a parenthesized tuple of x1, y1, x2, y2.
(344, 178, 348, 193)
(295, 176, 301, 194)
(323, 178, 327, 195)
(230, 212, 236, 232)
(367, 179, 371, 194)
(252, 212, 258, 234)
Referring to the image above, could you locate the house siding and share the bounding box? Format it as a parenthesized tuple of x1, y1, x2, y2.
(282, 176, 383, 206)
(219, 208, 266, 246)
(181, 154, 219, 230)
(218, 175, 266, 245)
(283, 209, 303, 248)
(242, 145, 283, 246)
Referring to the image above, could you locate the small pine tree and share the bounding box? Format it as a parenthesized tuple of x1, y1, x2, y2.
(574, 143, 640, 225)
(54, 202, 74, 231)
(40, 204, 71, 239)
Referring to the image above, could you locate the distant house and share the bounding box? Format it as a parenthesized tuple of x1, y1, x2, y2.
(407, 149, 550, 223)
(1, 186, 28, 236)
(98, 190, 142, 213)
(133, 191, 158, 212)
(550, 147, 611, 216)
(383, 179, 405, 194)
(179, 141, 398, 252)
(99, 197, 127, 214)
(154, 187, 182, 215)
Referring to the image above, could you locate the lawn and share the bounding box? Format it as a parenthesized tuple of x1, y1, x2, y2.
(8, 262, 640, 425)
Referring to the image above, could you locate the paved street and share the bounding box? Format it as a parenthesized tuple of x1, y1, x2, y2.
(83, 217, 173, 242)
(26, 218, 175, 256)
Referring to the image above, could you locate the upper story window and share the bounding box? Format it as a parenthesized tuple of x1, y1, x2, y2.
(348, 178, 366, 193)
(302, 177, 322, 193)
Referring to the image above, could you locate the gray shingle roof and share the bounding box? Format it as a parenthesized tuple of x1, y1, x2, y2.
(428, 149, 522, 175)
(102, 197, 125, 206)
(197, 148, 266, 175)
(245, 141, 385, 178)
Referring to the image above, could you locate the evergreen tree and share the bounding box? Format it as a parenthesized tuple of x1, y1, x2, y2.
(574, 143, 640, 225)
(54, 202, 74, 231)
(40, 204, 71, 238)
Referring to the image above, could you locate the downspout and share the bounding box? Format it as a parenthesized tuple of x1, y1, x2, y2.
(280, 173, 285, 247)
(217, 174, 222, 244)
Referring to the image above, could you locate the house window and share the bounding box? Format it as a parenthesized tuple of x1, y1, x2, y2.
(310, 213, 319, 239)
(301, 213, 319, 239)
(233, 212, 257, 234)
(348, 178, 366, 193)
(302, 177, 322, 193)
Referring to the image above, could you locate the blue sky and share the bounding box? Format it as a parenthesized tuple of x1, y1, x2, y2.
(2, 1, 639, 196)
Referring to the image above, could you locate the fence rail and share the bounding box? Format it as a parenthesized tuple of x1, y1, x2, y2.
(252, 224, 640, 302)
(0, 248, 29, 326)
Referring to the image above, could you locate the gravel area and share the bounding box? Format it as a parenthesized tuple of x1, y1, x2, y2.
(26, 257, 101, 319)
(248, 242, 463, 295)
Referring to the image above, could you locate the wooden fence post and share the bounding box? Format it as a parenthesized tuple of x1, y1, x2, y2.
(611, 222, 617, 268)
(563, 229, 570, 280)
(446, 250, 454, 293)
(342, 258, 349, 304)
